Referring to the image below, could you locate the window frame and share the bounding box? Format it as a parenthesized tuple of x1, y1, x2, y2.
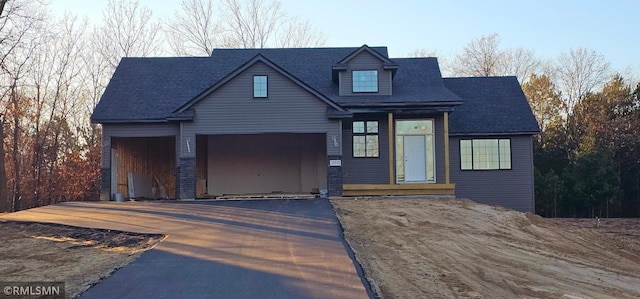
(253, 75, 268, 98)
(460, 138, 512, 171)
(395, 119, 436, 183)
(352, 120, 379, 158)
(352, 70, 379, 93)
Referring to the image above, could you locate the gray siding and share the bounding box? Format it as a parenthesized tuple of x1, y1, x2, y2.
(181, 61, 342, 158)
(343, 114, 447, 185)
(339, 51, 392, 96)
(450, 135, 535, 212)
(342, 116, 390, 184)
(101, 123, 179, 168)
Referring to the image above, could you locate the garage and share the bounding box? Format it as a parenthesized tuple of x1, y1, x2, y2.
(206, 133, 327, 196)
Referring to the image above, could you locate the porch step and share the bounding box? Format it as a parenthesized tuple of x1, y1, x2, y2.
(342, 183, 456, 196)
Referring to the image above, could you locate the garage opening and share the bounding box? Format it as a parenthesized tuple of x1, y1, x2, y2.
(205, 133, 327, 196)
(111, 137, 176, 199)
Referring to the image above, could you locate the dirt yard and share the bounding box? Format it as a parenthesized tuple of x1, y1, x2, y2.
(0, 221, 164, 298)
(332, 197, 640, 299)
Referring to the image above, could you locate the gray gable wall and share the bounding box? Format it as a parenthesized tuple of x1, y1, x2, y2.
(338, 50, 393, 96)
(179, 61, 342, 157)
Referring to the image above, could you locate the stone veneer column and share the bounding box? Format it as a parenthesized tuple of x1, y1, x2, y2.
(178, 157, 196, 199)
(327, 155, 343, 197)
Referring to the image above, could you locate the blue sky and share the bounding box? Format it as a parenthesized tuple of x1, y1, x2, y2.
(50, 0, 638, 72)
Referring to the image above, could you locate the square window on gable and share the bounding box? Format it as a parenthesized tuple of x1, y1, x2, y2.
(352, 70, 378, 93)
(253, 75, 267, 98)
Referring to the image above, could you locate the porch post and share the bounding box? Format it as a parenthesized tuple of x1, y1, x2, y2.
(388, 112, 394, 184)
(444, 112, 451, 184)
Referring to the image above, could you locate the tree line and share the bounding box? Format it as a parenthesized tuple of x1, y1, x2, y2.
(1, 1, 638, 217)
(429, 34, 640, 218)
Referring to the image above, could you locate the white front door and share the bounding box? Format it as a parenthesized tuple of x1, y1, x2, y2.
(403, 135, 426, 182)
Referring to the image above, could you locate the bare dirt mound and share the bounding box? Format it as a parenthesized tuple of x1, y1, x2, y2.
(0, 221, 164, 298)
(332, 198, 640, 299)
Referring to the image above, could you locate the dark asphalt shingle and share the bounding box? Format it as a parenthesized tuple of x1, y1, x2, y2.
(444, 76, 540, 135)
(91, 46, 539, 135)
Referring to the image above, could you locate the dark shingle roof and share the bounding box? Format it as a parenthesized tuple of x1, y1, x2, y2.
(91, 46, 462, 123)
(92, 47, 539, 136)
(91, 56, 247, 122)
(444, 76, 540, 135)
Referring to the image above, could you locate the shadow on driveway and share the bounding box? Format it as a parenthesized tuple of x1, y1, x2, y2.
(1, 199, 372, 299)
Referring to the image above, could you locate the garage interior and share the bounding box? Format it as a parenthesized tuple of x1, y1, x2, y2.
(111, 137, 176, 199)
(203, 133, 327, 197)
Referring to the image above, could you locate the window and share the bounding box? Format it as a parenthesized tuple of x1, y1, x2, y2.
(460, 139, 511, 170)
(352, 70, 378, 93)
(253, 75, 267, 98)
(353, 121, 379, 157)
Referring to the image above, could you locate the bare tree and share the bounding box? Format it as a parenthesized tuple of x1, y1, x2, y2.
(165, 0, 220, 56)
(220, 0, 284, 48)
(0, 0, 46, 212)
(165, 0, 326, 53)
(28, 14, 88, 205)
(275, 16, 326, 48)
(498, 47, 542, 83)
(406, 48, 438, 58)
(556, 48, 610, 114)
(452, 33, 501, 77)
(94, 0, 163, 68)
(406, 48, 455, 76)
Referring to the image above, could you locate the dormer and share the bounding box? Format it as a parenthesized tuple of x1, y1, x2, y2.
(332, 45, 398, 96)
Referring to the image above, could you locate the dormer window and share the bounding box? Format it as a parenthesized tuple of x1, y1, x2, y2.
(352, 70, 378, 93)
(253, 75, 268, 98)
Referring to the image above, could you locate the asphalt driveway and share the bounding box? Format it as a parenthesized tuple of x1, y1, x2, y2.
(0, 199, 371, 299)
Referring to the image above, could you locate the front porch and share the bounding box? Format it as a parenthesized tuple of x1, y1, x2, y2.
(342, 183, 455, 196)
(341, 112, 456, 197)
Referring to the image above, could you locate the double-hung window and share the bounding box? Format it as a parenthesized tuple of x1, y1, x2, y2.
(353, 121, 379, 157)
(460, 139, 511, 170)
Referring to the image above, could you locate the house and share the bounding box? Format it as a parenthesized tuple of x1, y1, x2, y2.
(91, 45, 540, 212)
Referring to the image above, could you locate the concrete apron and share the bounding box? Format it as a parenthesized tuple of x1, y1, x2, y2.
(0, 199, 371, 299)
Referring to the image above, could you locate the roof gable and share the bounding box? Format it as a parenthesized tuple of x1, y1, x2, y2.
(175, 54, 345, 114)
(336, 44, 395, 65)
(332, 45, 398, 81)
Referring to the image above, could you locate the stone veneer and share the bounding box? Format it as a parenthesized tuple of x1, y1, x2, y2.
(178, 157, 196, 199)
(327, 155, 343, 196)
